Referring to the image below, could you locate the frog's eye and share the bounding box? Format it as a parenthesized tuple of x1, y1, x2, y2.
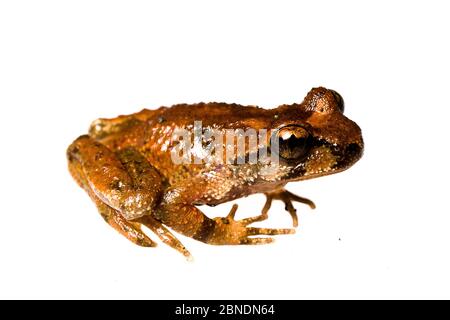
(275, 125, 312, 160)
(330, 90, 345, 113)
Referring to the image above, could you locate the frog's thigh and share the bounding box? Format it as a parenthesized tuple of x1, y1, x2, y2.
(67, 135, 163, 220)
(67, 142, 156, 247)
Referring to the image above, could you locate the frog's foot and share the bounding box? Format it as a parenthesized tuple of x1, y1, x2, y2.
(208, 204, 295, 245)
(264, 189, 316, 227)
(138, 215, 192, 260)
(94, 194, 192, 259)
(97, 195, 193, 259)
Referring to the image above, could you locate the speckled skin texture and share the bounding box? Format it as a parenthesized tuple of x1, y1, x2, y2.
(67, 87, 363, 258)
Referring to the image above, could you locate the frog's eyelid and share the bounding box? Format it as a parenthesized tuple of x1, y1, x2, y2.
(302, 87, 345, 114)
(329, 90, 345, 113)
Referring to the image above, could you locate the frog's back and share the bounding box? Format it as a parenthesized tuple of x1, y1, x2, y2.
(135, 102, 276, 128)
(88, 102, 276, 185)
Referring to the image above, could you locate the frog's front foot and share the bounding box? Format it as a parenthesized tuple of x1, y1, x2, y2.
(208, 204, 295, 245)
(263, 189, 316, 227)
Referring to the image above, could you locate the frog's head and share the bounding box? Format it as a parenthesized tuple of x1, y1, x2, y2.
(269, 87, 364, 181)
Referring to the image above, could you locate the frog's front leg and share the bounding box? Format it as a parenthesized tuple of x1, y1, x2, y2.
(67, 135, 191, 258)
(263, 188, 316, 227)
(155, 181, 295, 245)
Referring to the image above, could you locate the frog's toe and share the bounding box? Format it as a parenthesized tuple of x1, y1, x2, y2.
(246, 227, 295, 236)
(226, 204, 268, 226)
(264, 189, 315, 227)
(239, 227, 294, 245)
(286, 191, 316, 210)
(240, 237, 274, 245)
(283, 200, 299, 228)
(208, 204, 295, 245)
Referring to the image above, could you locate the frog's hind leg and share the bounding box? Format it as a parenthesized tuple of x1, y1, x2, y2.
(264, 189, 316, 227)
(67, 140, 157, 247)
(67, 135, 163, 221)
(95, 195, 157, 247)
(67, 135, 192, 257)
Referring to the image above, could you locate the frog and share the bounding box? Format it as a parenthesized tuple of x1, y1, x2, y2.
(67, 87, 363, 259)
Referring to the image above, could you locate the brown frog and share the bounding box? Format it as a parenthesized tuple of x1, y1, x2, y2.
(67, 87, 363, 258)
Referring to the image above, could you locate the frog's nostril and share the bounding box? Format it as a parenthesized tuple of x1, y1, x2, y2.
(347, 143, 360, 154)
(345, 142, 363, 162)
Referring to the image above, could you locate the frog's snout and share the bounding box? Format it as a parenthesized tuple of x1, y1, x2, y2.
(339, 119, 364, 169)
(342, 139, 364, 168)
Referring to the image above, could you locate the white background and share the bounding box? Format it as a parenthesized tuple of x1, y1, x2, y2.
(0, 0, 449, 299)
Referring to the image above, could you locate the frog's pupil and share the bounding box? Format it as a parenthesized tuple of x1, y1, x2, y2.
(278, 134, 308, 160)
